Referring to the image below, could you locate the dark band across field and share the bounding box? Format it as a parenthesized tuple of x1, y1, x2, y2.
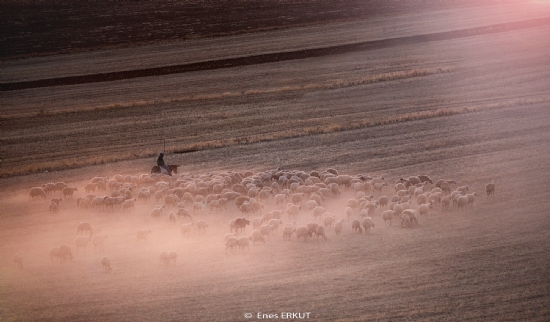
(2, 17, 548, 92)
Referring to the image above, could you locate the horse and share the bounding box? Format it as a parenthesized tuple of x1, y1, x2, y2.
(151, 165, 179, 175)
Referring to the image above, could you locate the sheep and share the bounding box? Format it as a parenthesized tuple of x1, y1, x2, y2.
(455, 186, 468, 194)
(62, 187, 78, 199)
(305, 199, 318, 210)
(58, 244, 73, 261)
(466, 192, 477, 206)
(283, 225, 294, 241)
(416, 193, 428, 205)
(136, 230, 151, 242)
(29, 187, 47, 199)
(457, 196, 468, 211)
(401, 214, 411, 228)
(259, 224, 274, 239)
(274, 194, 286, 208)
(378, 196, 389, 208)
(77, 222, 93, 236)
(159, 251, 169, 264)
(316, 226, 327, 240)
(373, 182, 386, 195)
(401, 209, 419, 226)
(418, 203, 430, 217)
(101, 256, 112, 272)
(76, 197, 90, 209)
(93, 235, 108, 252)
(417, 175, 434, 184)
(91, 196, 105, 210)
(382, 210, 395, 226)
(197, 220, 209, 233)
(249, 230, 266, 244)
(362, 217, 375, 233)
(486, 183, 495, 197)
(312, 206, 325, 220)
(441, 197, 451, 210)
(122, 198, 136, 211)
(168, 212, 177, 224)
(49, 200, 59, 213)
(13, 254, 23, 269)
(334, 220, 344, 235)
(346, 198, 359, 210)
(85, 183, 97, 194)
(295, 226, 312, 241)
(351, 220, 363, 234)
(345, 207, 354, 222)
(75, 236, 91, 252)
(224, 233, 236, 241)
(150, 205, 165, 219)
(267, 218, 283, 233)
(168, 251, 177, 264)
(180, 222, 194, 237)
(225, 237, 238, 252)
(287, 203, 300, 219)
(322, 214, 336, 228)
(49, 246, 60, 262)
(238, 236, 250, 251)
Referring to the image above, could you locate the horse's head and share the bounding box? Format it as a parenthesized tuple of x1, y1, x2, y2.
(170, 165, 180, 174)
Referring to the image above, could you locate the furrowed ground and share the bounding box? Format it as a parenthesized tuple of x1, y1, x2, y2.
(1, 1, 549, 321)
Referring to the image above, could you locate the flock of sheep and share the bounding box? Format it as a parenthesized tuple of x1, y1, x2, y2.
(16, 167, 496, 271)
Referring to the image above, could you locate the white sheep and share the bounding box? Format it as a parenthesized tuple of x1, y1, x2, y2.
(316, 226, 327, 240)
(401, 214, 411, 228)
(150, 205, 165, 219)
(49, 200, 59, 213)
(457, 195, 468, 211)
(238, 236, 250, 251)
(58, 244, 73, 261)
(249, 230, 265, 244)
(77, 222, 93, 236)
(312, 206, 325, 220)
(466, 192, 477, 206)
(180, 222, 194, 237)
(322, 214, 335, 228)
(351, 220, 363, 234)
(362, 217, 375, 233)
(101, 257, 112, 272)
(295, 226, 312, 241)
(159, 251, 169, 264)
(29, 187, 47, 199)
(93, 235, 108, 252)
(418, 203, 430, 217)
(168, 251, 177, 264)
(287, 203, 300, 219)
(13, 254, 23, 269)
(197, 220, 209, 232)
(75, 236, 91, 252)
(382, 210, 395, 226)
(224, 233, 236, 241)
(123, 198, 136, 211)
(225, 237, 238, 252)
(282, 225, 294, 241)
(259, 224, 274, 239)
(267, 219, 283, 233)
(334, 220, 344, 235)
(136, 230, 151, 242)
(305, 199, 318, 210)
(401, 209, 419, 226)
(345, 207, 354, 221)
(49, 246, 60, 262)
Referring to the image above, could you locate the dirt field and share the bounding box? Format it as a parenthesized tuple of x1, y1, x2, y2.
(1, 1, 550, 321)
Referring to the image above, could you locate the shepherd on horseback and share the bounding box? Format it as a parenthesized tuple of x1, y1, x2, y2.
(157, 152, 172, 176)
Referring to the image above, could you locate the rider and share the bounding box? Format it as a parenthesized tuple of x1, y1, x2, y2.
(157, 152, 172, 176)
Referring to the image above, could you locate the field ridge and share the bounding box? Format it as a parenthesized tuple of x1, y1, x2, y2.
(2, 17, 549, 92)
